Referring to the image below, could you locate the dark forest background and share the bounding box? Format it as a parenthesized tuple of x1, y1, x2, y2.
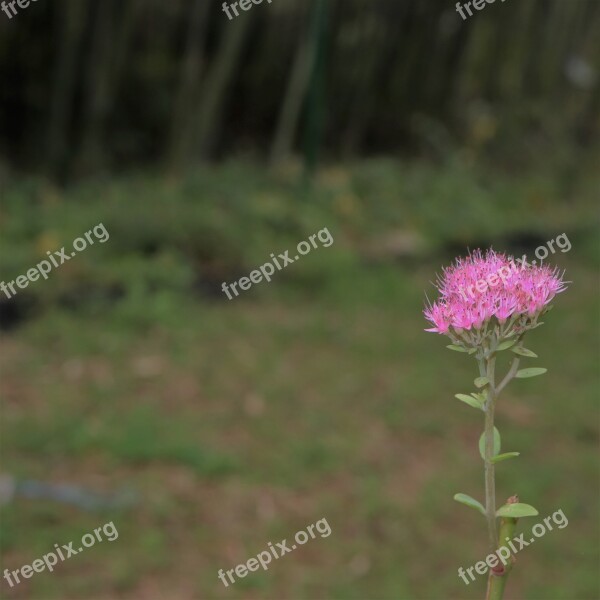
(0, 0, 598, 180)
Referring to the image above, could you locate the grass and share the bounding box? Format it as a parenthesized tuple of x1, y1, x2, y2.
(0, 158, 598, 599)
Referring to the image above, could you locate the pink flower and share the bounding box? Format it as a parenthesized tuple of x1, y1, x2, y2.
(424, 249, 566, 335)
(424, 302, 451, 334)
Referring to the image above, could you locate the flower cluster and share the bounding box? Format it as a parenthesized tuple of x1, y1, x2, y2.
(424, 250, 566, 336)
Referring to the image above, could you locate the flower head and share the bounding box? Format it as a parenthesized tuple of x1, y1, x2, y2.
(424, 249, 566, 339)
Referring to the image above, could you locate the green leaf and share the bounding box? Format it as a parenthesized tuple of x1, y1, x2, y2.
(479, 427, 501, 460)
(455, 394, 484, 410)
(511, 347, 538, 358)
(474, 376, 489, 388)
(515, 368, 547, 378)
(447, 345, 468, 352)
(497, 339, 517, 351)
(467, 348, 477, 355)
(453, 493, 486, 516)
(496, 503, 538, 518)
(490, 452, 520, 464)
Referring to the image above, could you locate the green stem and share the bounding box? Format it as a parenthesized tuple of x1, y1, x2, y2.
(486, 515, 518, 600)
(482, 339, 523, 600)
(478, 354, 497, 555)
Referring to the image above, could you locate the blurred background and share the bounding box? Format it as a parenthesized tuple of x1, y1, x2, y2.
(0, 0, 599, 598)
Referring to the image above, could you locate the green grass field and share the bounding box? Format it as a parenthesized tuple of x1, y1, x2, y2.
(1, 160, 598, 599)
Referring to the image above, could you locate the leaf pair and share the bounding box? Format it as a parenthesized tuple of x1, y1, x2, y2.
(455, 393, 485, 411)
(498, 341, 541, 360)
(474, 376, 489, 388)
(453, 494, 538, 518)
(497, 339, 517, 351)
(515, 368, 547, 378)
(478, 428, 520, 463)
(496, 503, 538, 518)
(511, 346, 538, 358)
(447, 345, 476, 355)
(453, 493, 485, 516)
(507, 344, 547, 378)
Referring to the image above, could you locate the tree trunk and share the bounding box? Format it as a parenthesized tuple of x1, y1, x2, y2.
(45, 0, 88, 179)
(196, 15, 253, 160)
(166, 0, 211, 173)
(304, 0, 329, 175)
(269, 16, 315, 166)
(77, 0, 115, 175)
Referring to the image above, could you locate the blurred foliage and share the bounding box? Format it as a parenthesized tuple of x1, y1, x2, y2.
(0, 158, 598, 331)
(0, 158, 597, 597)
(0, 156, 598, 599)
